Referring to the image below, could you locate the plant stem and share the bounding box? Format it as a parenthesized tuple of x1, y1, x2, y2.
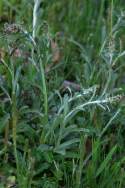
(110, 0, 114, 36)
(32, 0, 41, 39)
(12, 92, 20, 182)
(32, 0, 48, 118)
(39, 55, 48, 117)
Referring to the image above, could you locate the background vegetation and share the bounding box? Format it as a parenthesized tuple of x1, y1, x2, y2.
(0, 0, 125, 187)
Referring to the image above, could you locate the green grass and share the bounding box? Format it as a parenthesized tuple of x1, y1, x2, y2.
(0, 0, 125, 187)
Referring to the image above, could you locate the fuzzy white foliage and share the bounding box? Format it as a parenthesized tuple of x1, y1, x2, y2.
(32, 0, 42, 39)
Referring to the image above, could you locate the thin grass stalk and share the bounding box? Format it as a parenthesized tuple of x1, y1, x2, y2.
(76, 136, 85, 188)
(97, 0, 105, 31)
(110, 0, 114, 36)
(102, 0, 114, 97)
(12, 92, 20, 182)
(32, 0, 48, 118)
(4, 122, 9, 162)
(10, 61, 20, 184)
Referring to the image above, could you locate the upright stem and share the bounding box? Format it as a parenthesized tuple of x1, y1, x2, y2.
(32, 0, 48, 118)
(110, 0, 114, 36)
(12, 92, 20, 181)
(10, 60, 20, 184)
(32, 0, 41, 39)
(39, 55, 48, 117)
(102, 0, 114, 96)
